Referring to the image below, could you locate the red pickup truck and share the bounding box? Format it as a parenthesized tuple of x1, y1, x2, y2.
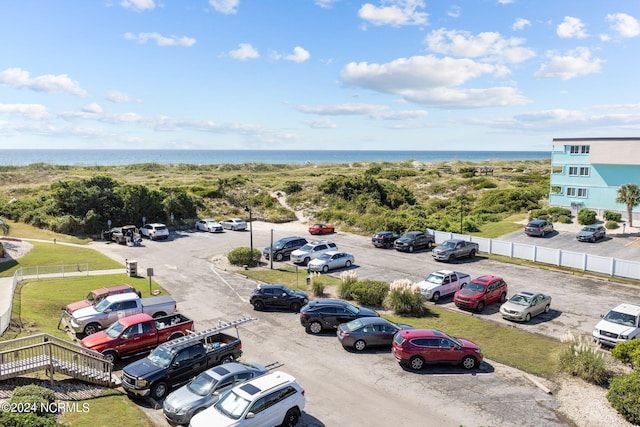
(64, 284, 140, 314)
(80, 312, 194, 363)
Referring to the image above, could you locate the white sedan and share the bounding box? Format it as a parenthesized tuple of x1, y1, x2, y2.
(221, 218, 247, 231)
(195, 219, 223, 233)
(308, 251, 354, 273)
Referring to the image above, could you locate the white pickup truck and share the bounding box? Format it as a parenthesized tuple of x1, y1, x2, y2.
(69, 293, 177, 336)
(593, 303, 640, 347)
(416, 270, 471, 302)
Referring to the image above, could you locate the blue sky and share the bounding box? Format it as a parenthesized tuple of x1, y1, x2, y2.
(1, 0, 639, 151)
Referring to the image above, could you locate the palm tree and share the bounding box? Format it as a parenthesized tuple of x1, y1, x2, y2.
(616, 184, 640, 228)
(0, 216, 9, 236)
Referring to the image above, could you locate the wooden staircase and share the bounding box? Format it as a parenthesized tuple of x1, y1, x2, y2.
(0, 334, 119, 387)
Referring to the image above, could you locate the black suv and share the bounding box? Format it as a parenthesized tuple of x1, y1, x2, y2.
(263, 237, 308, 261)
(299, 299, 379, 334)
(372, 231, 400, 249)
(250, 284, 309, 312)
(393, 231, 435, 252)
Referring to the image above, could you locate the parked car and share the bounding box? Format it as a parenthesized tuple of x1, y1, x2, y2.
(63, 284, 139, 315)
(140, 223, 170, 240)
(524, 219, 554, 237)
(416, 270, 470, 302)
(221, 218, 247, 231)
(107, 225, 140, 245)
(308, 223, 334, 235)
(593, 303, 640, 347)
(263, 236, 307, 261)
(249, 284, 309, 312)
(189, 371, 305, 427)
(453, 275, 508, 313)
(300, 299, 379, 334)
(371, 231, 400, 249)
(393, 231, 435, 253)
(431, 239, 479, 263)
(195, 219, 224, 233)
(392, 328, 483, 370)
(499, 291, 551, 322)
(577, 225, 606, 242)
(290, 240, 338, 265)
(337, 317, 413, 351)
(163, 362, 269, 425)
(307, 251, 354, 273)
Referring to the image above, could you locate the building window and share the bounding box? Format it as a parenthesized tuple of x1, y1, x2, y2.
(578, 188, 588, 197)
(568, 166, 590, 176)
(567, 187, 588, 198)
(568, 167, 578, 176)
(567, 187, 576, 196)
(582, 145, 590, 154)
(551, 186, 562, 194)
(569, 145, 590, 155)
(580, 167, 590, 176)
(552, 165, 563, 174)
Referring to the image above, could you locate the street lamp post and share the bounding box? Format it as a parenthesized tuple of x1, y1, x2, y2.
(244, 205, 253, 266)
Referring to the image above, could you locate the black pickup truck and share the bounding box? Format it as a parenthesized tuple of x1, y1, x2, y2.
(120, 318, 253, 400)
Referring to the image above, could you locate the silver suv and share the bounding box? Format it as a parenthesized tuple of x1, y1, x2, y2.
(189, 371, 305, 427)
(290, 240, 338, 265)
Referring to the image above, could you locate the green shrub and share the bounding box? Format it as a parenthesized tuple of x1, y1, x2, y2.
(309, 272, 327, 296)
(383, 279, 425, 315)
(559, 332, 609, 385)
(226, 247, 262, 267)
(611, 339, 640, 368)
(338, 271, 358, 299)
(577, 209, 597, 225)
(528, 209, 548, 221)
(605, 221, 619, 229)
(604, 210, 622, 222)
(283, 181, 302, 194)
(557, 215, 572, 224)
(547, 207, 572, 220)
(607, 371, 640, 425)
(350, 280, 389, 306)
(0, 384, 63, 426)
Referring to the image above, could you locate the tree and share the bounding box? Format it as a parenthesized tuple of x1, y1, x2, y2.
(0, 216, 9, 235)
(616, 184, 640, 228)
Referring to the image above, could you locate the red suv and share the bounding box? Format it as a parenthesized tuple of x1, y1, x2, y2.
(392, 329, 483, 370)
(453, 275, 507, 312)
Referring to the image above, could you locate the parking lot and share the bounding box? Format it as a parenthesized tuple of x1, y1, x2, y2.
(88, 221, 640, 426)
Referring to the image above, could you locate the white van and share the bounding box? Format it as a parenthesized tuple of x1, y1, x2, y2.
(593, 303, 640, 347)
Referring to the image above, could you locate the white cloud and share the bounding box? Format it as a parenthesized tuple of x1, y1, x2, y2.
(498, 0, 514, 4)
(557, 16, 588, 39)
(447, 5, 461, 18)
(82, 103, 103, 114)
(120, 0, 155, 11)
(209, 0, 239, 14)
(284, 47, 311, 63)
(297, 103, 428, 120)
(106, 91, 140, 103)
(425, 29, 535, 63)
(305, 119, 337, 129)
(535, 47, 603, 80)
(359, 0, 428, 27)
(229, 43, 260, 60)
(0, 67, 88, 96)
(606, 13, 640, 38)
(0, 103, 51, 120)
(512, 18, 530, 31)
(124, 32, 196, 47)
(314, 0, 339, 8)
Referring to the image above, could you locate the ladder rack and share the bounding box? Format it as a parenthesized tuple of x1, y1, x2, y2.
(161, 316, 256, 351)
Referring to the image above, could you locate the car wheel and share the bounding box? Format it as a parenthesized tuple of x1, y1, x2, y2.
(544, 304, 550, 313)
(290, 302, 301, 312)
(426, 241, 433, 249)
(345, 260, 352, 268)
(385, 242, 391, 249)
(102, 350, 118, 363)
(308, 321, 322, 334)
(221, 355, 235, 364)
(591, 236, 596, 243)
(525, 313, 531, 322)
(276, 252, 284, 262)
(469, 250, 476, 259)
(303, 257, 310, 266)
(168, 332, 184, 341)
(83, 323, 100, 336)
(409, 356, 425, 370)
(322, 265, 329, 273)
(151, 381, 169, 400)
(281, 408, 301, 427)
(152, 312, 166, 319)
(448, 254, 456, 263)
(500, 292, 507, 303)
(432, 292, 441, 303)
(253, 300, 265, 311)
(354, 340, 367, 352)
(476, 301, 485, 313)
(461, 355, 478, 370)
(408, 245, 414, 253)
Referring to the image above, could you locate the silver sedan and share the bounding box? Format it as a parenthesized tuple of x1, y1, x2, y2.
(500, 291, 551, 322)
(308, 251, 354, 273)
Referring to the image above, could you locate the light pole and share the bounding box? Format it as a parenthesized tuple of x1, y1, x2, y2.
(244, 205, 253, 266)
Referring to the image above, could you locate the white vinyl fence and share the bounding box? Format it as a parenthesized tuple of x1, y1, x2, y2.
(433, 231, 640, 280)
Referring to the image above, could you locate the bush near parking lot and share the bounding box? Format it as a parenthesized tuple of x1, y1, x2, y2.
(605, 221, 619, 229)
(383, 279, 425, 315)
(577, 209, 598, 225)
(607, 372, 640, 425)
(559, 332, 609, 386)
(0, 384, 62, 426)
(528, 207, 572, 222)
(350, 280, 389, 306)
(604, 210, 622, 222)
(226, 247, 262, 267)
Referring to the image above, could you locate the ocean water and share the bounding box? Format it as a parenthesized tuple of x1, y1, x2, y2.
(0, 149, 550, 166)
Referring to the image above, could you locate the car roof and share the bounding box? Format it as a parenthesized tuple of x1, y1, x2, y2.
(473, 275, 503, 284)
(306, 299, 348, 307)
(399, 328, 447, 339)
(148, 223, 166, 227)
(117, 313, 153, 325)
(203, 362, 261, 378)
(277, 236, 305, 242)
(351, 317, 393, 326)
(256, 283, 286, 290)
(611, 304, 640, 316)
(104, 293, 140, 303)
(518, 291, 535, 297)
(234, 371, 297, 399)
(528, 219, 547, 225)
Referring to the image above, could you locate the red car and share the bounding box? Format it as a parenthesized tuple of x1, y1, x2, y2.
(392, 329, 483, 370)
(453, 275, 508, 312)
(308, 223, 334, 235)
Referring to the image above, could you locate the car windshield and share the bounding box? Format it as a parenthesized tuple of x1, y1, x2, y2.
(603, 310, 638, 327)
(448, 335, 463, 347)
(215, 390, 251, 420)
(317, 253, 331, 260)
(425, 274, 443, 284)
(440, 241, 456, 249)
(345, 319, 364, 331)
(509, 294, 532, 306)
(188, 372, 218, 397)
(86, 291, 98, 302)
(581, 227, 596, 232)
(344, 303, 359, 315)
(94, 299, 111, 312)
(299, 244, 313, 251)
(273, 241, 285, 249)
(104, 320, 126, 338)
(148, 346, 173, 368)
(399, 233, 416, 239)
(465, 281, 487, 293)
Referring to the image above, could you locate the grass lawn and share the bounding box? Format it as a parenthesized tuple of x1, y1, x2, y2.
(4, 219, 92, 244)
(239, 265, 342, 290)
(59, 389, 155, 427)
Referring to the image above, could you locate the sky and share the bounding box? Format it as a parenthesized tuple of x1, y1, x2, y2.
(1, 0, 640, 152)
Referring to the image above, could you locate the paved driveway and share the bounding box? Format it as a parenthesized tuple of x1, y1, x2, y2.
(86, 220, 640, 427)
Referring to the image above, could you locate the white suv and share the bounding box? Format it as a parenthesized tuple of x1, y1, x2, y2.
(290, 240, 338, 265)
(140, 223, 170, 240)
(593, 303, 640, 347)
(189, 371, 305, 427)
